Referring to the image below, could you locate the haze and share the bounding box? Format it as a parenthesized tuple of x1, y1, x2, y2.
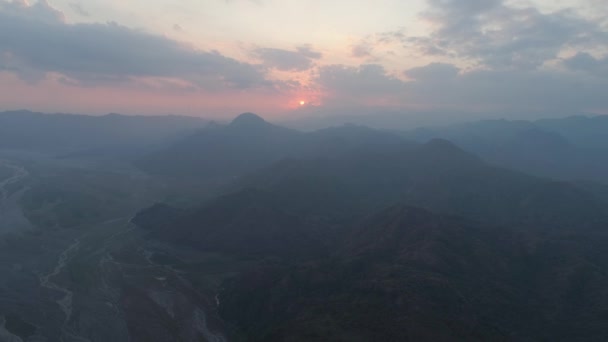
(4, 1, 608, 341)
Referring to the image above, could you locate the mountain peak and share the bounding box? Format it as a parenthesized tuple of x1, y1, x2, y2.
(230, 112, 268, 127)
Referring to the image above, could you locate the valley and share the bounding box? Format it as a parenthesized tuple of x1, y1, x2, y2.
(0, 153, 231, 342)
(0, 160, 31, 235)
(4, 0, 608, 338)
(1, 112, 608, 341)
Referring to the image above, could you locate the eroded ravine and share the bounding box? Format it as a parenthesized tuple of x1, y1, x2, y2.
(0, 159, 31, 235)
(0, 160, 28, 201)
(38, 238, 81, 323)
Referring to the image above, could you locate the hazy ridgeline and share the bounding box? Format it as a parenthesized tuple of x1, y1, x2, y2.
(3, 0, 608, 339)
(1, 110, 608, 341)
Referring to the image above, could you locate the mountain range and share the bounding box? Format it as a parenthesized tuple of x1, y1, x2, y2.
(406, 116, 608, 183)
(136, 112, 608, 186)
(4, 109, 608, 340)
(136, 113, 403, 179)
(219, 205, 608, 341)
(132, 112, 608, 341)
(0, 110, 208, 153)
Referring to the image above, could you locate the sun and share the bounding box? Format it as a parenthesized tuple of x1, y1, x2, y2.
(299, 100, 306, 106)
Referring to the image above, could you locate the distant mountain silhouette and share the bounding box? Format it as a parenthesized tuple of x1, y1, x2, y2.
(0, 110, 207, 153)
(134, 136, 608, 265)
(406, 116, 608, 183)
(133, 125, 608, 341)
(229, 112, 274, 129)
(236, 139, 607, 229)
(536, 115, 608, 149)
(136, 113, 405, 179)
(136, 113, 306, 178)
(137, 113, 608, 183)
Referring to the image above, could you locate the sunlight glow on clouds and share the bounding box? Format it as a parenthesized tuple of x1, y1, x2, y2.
(0, 0, 607, 119)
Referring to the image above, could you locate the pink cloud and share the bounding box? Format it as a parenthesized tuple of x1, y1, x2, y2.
(0, 72, 302, 119)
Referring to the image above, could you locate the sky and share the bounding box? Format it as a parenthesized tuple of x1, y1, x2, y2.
(1, 0, 607, 121)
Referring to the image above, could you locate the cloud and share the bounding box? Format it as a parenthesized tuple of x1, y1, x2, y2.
(251, 45, 322, 71)
(401, 62, 608, 112)
(2, 0, 608, 118)
(224, 0, 263, 5)
(405, 63, 460, 81)
(349, 28, 407, 61)
(68, 2, 89, 17)
(317, 64, 404, 95)
(410, 0, 608, 69)
(310, 60, 608, 115)
(563, 52, 608, 77)
(351, 43, 373, 59)
(296, 45, 322, 59)
(0, 0, 270, 90)
(0, 0, 65, 23)
(376, 29, 407, 44)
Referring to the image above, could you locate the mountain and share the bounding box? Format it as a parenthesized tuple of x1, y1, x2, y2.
(136, 113, 306, 179)
(229, 112, 277, 131)
(132, 133, 608, 340)
(133, 188, 332, 259)
(237, 139, 608, 230)
(136, 113, 405, 179)
(219, 205, 608, 341)
(304, 123, 405, 158)
(136, 113, 608, 184)
(133, 137, 608, 263)
(536, 115, 608, 149)
(0, 110, 208, 153)
(405, 117, 608, 183)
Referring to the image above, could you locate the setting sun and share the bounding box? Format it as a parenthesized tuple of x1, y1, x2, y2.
(299, 100, 306, 106)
